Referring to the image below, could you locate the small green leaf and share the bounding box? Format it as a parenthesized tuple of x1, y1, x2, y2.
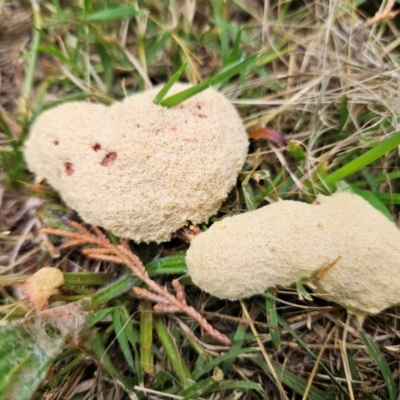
(288, 141, 306, 164)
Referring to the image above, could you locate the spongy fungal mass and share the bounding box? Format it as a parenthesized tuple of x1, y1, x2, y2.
(24, 83, 248, 243)
(186, 192, 400, 320)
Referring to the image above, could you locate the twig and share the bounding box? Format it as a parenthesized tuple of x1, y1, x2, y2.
(41, 223, 232, 346)
(363, 0, 397, 28)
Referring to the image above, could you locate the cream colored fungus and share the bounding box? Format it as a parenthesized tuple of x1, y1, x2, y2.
(186, 192, 400, 320)
(24, 83, 248, 243)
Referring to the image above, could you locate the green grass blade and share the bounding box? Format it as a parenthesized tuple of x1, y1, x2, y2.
(337, 95, 349, 133)
(154, 315, 194, 389)
(80, 330, 134, 392)
(64, 272, 112, 286)
(166, 82, 217, 106)
(91, 275, 139, 307)
(22, 6, 42, 100)
(360, 329, 398, 400)
(119, 306, 143, 384)
(153, 63, 187, 104)
(86, 5, 139, 21)
(36, 203, 79, 231)
(265, 293, 281, 350)
(242, 181, 257, 210)
(146, 254, 187, 275)
(288, 141, 306, 164)
(373, 192, 400, 204)
(225, 29, 243, 65)
(113, 307, 136, 371)
(42, 354, 85, 390)
(119, 307, 140, 345)
(211, 0, 229, 62)
(181, 375, 264, 397)
(0, 110, 15, 141)
(360, 169, 379, 192)
(179, 375, 219, 399)
(324, 131, 400, 183)
(140, 300, 154, 375)
(146, 254, 187, 276)
(252, 357, 335, 400)
(216, 380, 264, 392)
(146, 31, 171, 64)
(351, 171, 400, 187)
(222, 324, 247, 373)
(36, 45, 69, 62)
(368, 171, 400, 183)
(277, 315, 349, 398)
(94, 42, 113, 92)
(87, 307, 114, 327)
(159, 53, 259, 108)
(193, 348, 259, 380)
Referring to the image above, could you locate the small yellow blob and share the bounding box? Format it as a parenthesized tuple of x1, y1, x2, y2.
(19, 267, 64, 311)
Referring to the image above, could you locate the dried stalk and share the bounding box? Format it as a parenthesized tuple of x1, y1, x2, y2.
(42, 222, 232, 346)
(363, 0, 397, 27)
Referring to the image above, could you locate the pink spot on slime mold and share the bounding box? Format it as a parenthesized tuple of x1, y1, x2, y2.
(64, 162, 74, 176)
(101, 152, 117, 167)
